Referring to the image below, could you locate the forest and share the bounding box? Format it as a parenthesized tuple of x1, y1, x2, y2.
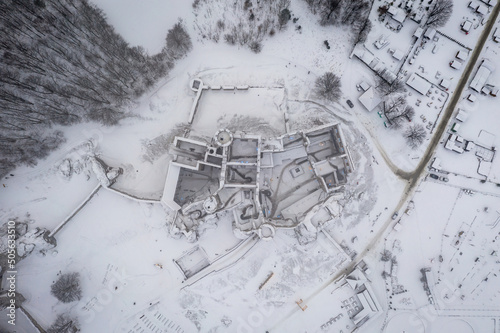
(0, 0, 191, 177)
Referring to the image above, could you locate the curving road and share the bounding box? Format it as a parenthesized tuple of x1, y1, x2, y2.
(270, 2, 500, 330)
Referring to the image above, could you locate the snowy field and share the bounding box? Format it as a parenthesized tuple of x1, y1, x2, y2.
(3, 1, 500, 333)
(90, 0, 194, 54)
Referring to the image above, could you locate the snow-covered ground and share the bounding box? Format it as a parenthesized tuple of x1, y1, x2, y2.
(3, 1, 500, 332)
(90, 0, 194, 54)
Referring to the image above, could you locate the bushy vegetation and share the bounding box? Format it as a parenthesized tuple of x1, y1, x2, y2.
(193, 0, 291, 52)
(50, 272, 82, 303)
(0, 0, 191, 178)
(315, 72, 342, 102)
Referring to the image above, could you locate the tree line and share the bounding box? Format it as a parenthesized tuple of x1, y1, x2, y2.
(0, 0, 191, 177)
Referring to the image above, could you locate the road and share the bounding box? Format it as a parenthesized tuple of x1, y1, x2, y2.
(270, 3, 500, 330)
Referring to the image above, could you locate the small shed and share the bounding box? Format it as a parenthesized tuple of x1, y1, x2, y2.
(465, 141, 476, 151)
(450, 60, 462, 70)
(456, 50, 469, 61)
(392, 49, 405, 61)
(461, 20, 473, 33)
(456, 110, 469, 122)
(359, 81, 371, 92)
(413, 27, 424, 38)
(424, 28, 437, 40)
(476, 4, 488, 15)
(440, 79, 451, 89)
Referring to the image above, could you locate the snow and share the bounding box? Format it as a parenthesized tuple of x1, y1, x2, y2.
(90, 0, 194, 54)
(4, 1, 500, 332)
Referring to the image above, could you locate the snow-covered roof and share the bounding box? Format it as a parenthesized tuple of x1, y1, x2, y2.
(476, 4, 488, 15)
(413, 27, 424, 38)
(359, 81, 371, 91)
(406, 73, 432, 95)
(388, 6, 407, 23)
(358, 87, 382, 112)
(456, 110, 469, 122)
(456, 50, 469, 61)
(392, 49, 405, 61)
(439, 79, 451, 89)
(470, 62, 492, 92)
(481, 0, 497, 5)
(462, 20, 473, 32)
(161, 162, 182, 211)
(424, 28, 436, 39)
(450, 60, 462, 70)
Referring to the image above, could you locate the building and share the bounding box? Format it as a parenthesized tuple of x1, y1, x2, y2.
(456, 109, 469, 122)
(387, 6, 407, 24)
(358, 87, 382, 112)
(461, 20, 473, 33)
(406, 73, 432, 95)
(423, 27, 436, 40)
(344, 267, 382, 329)
(470, 59, 495, 92)
(161, 123, 354, 241)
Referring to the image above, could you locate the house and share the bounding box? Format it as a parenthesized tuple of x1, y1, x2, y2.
(470, 59, 494, 92)
(451, 123, 461, 132)
(450, 60, 462, 70)
(413, 27, 424, 39)
(423, 28, 436, 40)
(359, 81, 371, 92)
(480, 0, 497, 6)
(476, 4, 488, 15)
(439, 79, 451, 90)
(465, 141, 476, 151)
(467, 94, 477, 102)
(456, 110, 469, 122)
(461, 20, 473, 33)
(406, 73, 432, 95)
(456, 50, 469, 61)
(392, 49, 405, 61)
(387, 6, 407, 24)
(358, 87, 382, 112)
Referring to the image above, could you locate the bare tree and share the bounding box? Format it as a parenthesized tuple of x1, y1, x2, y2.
(315, 72, 342, 101)
(166, 20, 192, 59)
(376, 77, 405, 96)
(47, 314, 79, 333)
(278, 8, 291, 30)
(50, 272, 82, 303)
(384, 97, 415, 129)
(425, 0, 453, 28)
(380, 249, 393, 262)
(404, 124, 426, 149)
(354, 19, 372, 45)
